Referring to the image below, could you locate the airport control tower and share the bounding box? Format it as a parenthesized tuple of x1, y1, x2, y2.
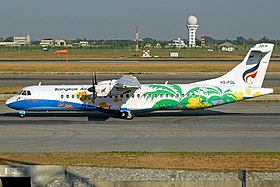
(186, 15, 198, 47)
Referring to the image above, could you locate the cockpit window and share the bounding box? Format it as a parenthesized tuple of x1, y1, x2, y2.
(18, 90, 31, 96)
(18, 90, 24, 95)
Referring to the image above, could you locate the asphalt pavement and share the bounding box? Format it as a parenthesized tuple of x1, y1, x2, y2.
(0, 103, 279, 152)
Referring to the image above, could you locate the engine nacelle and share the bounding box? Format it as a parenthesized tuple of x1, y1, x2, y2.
(95, 80, 116, 97)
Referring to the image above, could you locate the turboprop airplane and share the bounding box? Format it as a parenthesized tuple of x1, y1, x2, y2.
(6, 43, 274, 119)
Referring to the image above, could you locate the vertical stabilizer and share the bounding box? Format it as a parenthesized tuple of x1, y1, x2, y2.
(195, 43, 274, 88)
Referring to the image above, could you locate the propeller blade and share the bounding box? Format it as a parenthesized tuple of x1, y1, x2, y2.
(92, 72, 96, 85)
(88, 72, 97, 97)
(94, 72, 97, 85)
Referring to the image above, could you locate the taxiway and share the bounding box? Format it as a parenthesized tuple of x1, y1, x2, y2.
(0, 103, 279, 152)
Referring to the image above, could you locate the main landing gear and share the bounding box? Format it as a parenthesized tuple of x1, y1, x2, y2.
(121, 111, 134, 120)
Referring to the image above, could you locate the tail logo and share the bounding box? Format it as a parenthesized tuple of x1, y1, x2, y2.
(242, 62, 260, 83)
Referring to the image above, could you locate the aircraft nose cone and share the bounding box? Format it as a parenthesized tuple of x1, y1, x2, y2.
(5, 98, 13, 106)
(5, 96, 18, 109)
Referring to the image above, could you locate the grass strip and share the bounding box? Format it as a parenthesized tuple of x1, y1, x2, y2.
(0, 152, 279, 172)
(0, 62, 279, 74)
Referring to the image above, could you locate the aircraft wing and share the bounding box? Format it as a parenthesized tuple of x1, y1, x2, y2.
(114, 75, 141, 89)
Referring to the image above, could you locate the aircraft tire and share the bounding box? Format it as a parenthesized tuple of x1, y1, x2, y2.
(121, 112, 134, 120)
(126, 113, 134, 120)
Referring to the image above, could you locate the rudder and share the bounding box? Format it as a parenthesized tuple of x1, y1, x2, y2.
(194, 43, 274, 88)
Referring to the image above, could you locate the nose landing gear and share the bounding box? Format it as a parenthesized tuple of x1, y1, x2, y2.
(18, 110, 26, 118)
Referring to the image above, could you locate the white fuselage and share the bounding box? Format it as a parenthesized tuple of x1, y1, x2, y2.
(6, 83, 273, 113)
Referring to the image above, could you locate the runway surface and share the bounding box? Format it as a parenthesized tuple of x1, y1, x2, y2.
(0, 103, 279, 152)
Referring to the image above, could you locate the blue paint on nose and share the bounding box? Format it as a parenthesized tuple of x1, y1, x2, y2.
(5, 96, 23, 110)
(6, 101, 20, 110)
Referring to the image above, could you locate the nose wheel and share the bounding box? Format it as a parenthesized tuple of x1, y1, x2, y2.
(18, 110, 26, 118)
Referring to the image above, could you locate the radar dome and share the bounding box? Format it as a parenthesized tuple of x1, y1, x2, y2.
(187, 15, 198, 25)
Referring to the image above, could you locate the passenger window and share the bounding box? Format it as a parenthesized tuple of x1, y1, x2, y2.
(154, 94, 157, 98)
(160, 94, 163, 98)
(137, 94, 140, 98)
(120, 94, 123, 98)
(143, 94, 146, 98)
(21, 90, 27, 95)
(66, 95, 69, 99)
(72, 95, 74, 99)
(27, 90, 31, 95)
(132, 94, 134, 98)
(61, 94, 64, 99)
(77, 94, 80, 99)
(126, 94, 129, 98)
(165, 94, 168, 98)
(176, 94, 179, 98)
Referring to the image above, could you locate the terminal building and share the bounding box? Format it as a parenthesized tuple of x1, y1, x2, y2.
(39, 39, 66, 47)
(14, 35, 31, 45)
(0, 35, 31, 46)
(168, 38, 187, 48)
(219, 42, 237, 52)
(39, 39, 54, 47)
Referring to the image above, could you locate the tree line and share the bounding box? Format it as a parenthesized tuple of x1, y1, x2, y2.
(1, 36, 279, 49)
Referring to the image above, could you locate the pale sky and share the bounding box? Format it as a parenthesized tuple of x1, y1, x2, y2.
(0, 0, 279, 40)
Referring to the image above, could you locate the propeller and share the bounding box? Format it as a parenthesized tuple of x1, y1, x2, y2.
(88, 72, 97, 97)
(94, 72, 97, 86)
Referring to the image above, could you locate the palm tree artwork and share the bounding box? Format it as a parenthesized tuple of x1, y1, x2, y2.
(144, 84, 238, 111)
